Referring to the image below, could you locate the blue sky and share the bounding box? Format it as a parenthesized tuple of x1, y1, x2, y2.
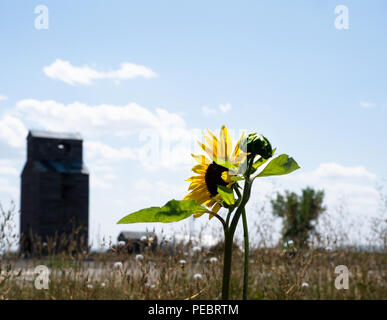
(0, 1, 386, 247)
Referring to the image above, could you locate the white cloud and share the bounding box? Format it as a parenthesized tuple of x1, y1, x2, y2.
(219, 103, 232, 113)
(0, 115, 28, 148)
(123, 178, 187, 210)
(278, 162, 380, 218)
(134, 178, 186, 199)
(312, 162, 377, 181)
(202, 103, 232, 116)
(90, 175, 113, 190)
(85, 141, 137, 162)
(86, 162, 117, 189)
(16, 99, 186, 138)
(103, 173, 117, 181)
(85, 138, 193, 171)
(43, 59, 158, 85)
(13, 98, 198, 170)
(0, 95, 8, 102)
(202, 106, 217, 117)
(0, 160, 19, 176)
(0, 177, 18, 199)
(360, 101, 376, 109)
(87, 164, 115, 173)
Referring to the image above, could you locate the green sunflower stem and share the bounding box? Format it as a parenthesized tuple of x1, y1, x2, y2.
(222, 228, 233, 300)
(242, 207, 249, 300)
(221, 163, 253, 300)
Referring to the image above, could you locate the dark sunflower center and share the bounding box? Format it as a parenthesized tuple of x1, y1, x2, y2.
(204, 162, 228, 197)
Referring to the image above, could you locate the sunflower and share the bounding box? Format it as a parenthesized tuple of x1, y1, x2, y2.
(184, 125, 247, 219)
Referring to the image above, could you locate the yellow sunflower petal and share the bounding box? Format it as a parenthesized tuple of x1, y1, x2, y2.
(234, 152, 248, 164)
(184, 189, 208, 201)
(212, 202, 222, 213)
(220, 125, 232, 159)
(189, 185, 209, 195)
(191, 164, 207, 174)
(204, 199, 216, 208)
(197, 141, 215, 160)
(188, 182, 204, 190)
(186, 175, 205, 182)
(209, 202, 222, 220)
(193, 211, 206, 218)
(231, 131, 246, 162)
(185, 190, 211, 205)
(191, 153, 211, 165)
(206, 129, 223, 159)
(183, 192, 194, 200)
(204, 134, 219, 159)
(221, 171, 235, 183)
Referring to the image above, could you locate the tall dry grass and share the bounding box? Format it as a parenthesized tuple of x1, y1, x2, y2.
(0, 196, 386, 300)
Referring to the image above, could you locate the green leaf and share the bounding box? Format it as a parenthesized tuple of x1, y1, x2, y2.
(117, 199, 206, 224)
(230, 175, 245, 182)
(257, 154, 300, 177)
(213, 156, 238, 172)
(252, 148, 276, 170)
(217, 185, 235, 205)
(253, 157, 269, 170)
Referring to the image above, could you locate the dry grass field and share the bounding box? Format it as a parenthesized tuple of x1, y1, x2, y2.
(1, 237, 386, 300)
(1, 201, 386, 300)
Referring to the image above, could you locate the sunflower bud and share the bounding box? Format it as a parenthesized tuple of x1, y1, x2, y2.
(245, 133, 273, 160)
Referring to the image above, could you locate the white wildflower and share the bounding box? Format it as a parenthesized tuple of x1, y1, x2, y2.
(193, 273, 203, 280)
(192, 246, 201, 254)
(210, 257, 218, 264)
